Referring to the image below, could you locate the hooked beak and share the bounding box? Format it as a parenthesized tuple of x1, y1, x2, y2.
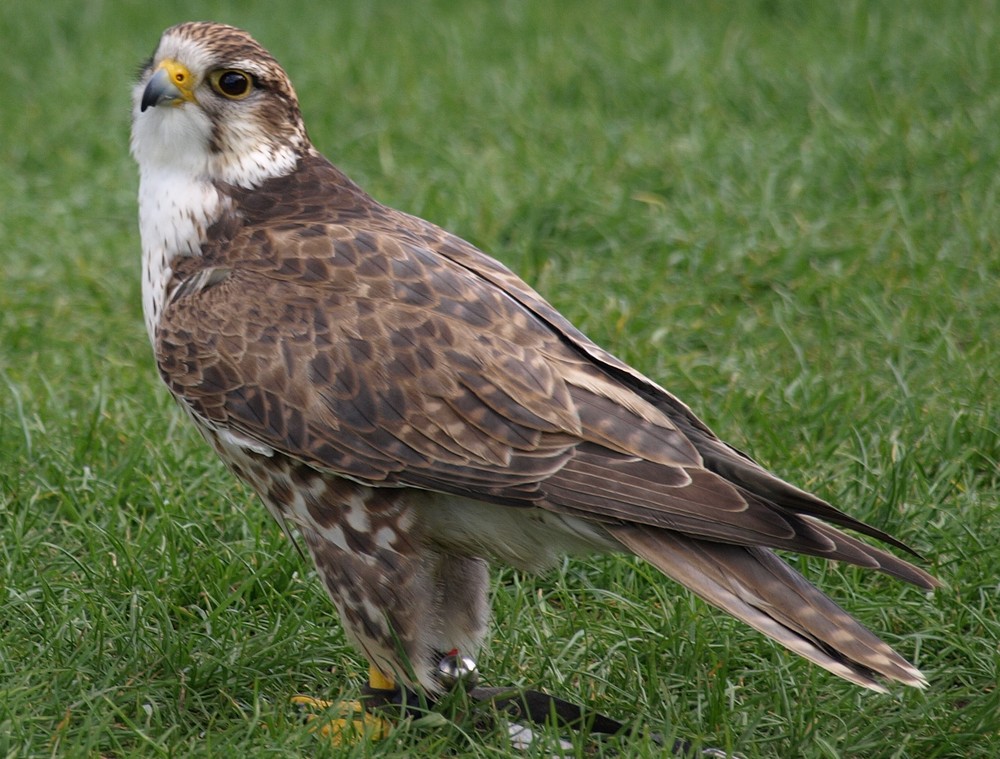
(140, 59, 197, 112)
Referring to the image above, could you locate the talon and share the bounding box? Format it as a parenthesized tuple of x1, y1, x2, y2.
(291, 694, 391, 745)
(290, 694, 333, 710)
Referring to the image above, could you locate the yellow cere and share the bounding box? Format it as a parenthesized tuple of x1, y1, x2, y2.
(159, 58, 197, 102)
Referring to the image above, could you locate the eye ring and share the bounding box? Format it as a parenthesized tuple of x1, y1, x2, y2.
(209, 69, 254, 99)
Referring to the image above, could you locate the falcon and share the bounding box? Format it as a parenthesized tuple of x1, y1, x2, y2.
(131, 21, 937, 720)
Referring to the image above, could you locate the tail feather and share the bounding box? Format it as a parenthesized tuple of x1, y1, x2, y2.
(802, 516, 940, 590)
(609, 525, 928, 691)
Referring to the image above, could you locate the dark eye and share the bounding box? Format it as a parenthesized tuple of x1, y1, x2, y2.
(211, 69, 253, 99)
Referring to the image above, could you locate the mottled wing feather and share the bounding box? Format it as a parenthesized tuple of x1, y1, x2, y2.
(157, 152, 935, 588)
(540, 445, 937, 588)
(160, 242, 677, 488)
(160, 237, 588, 487)
(409, 206, 923, 554)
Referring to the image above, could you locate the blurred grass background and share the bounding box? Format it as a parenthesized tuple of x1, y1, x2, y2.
(1, 1, 997, 756)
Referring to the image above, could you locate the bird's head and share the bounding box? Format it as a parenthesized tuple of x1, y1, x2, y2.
(131, 22, 309, 188)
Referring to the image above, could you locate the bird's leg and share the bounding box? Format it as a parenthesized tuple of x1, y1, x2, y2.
(359, 662, 417, 713)
(359, 651, 479, 719)
(412, 649, 480, 719)
(368, 664, 396, 691)
(287, 485, 492, 741)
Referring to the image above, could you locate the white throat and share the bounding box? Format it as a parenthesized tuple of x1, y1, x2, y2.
(136, 164, 225, 344)
(132, 96, 301, 345)
(131, 97, 227, 344)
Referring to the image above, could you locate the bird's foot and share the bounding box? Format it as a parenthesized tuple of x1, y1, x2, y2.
(292, 658, 470, 744)
(291, 665, 394, 745)
(295, 657, 741, 757)
(291, 693, 392, 744)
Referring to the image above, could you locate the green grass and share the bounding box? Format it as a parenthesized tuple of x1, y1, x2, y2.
(1, 0, 997, 756)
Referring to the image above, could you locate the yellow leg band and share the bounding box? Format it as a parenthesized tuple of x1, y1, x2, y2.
(368, 664, 396, 691)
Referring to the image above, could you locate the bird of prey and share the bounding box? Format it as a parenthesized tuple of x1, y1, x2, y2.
(131, 21, 937, 713)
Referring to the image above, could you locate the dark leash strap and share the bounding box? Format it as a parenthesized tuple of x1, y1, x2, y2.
(469, 685, 627, 735)
(360, 682, 724, 757)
